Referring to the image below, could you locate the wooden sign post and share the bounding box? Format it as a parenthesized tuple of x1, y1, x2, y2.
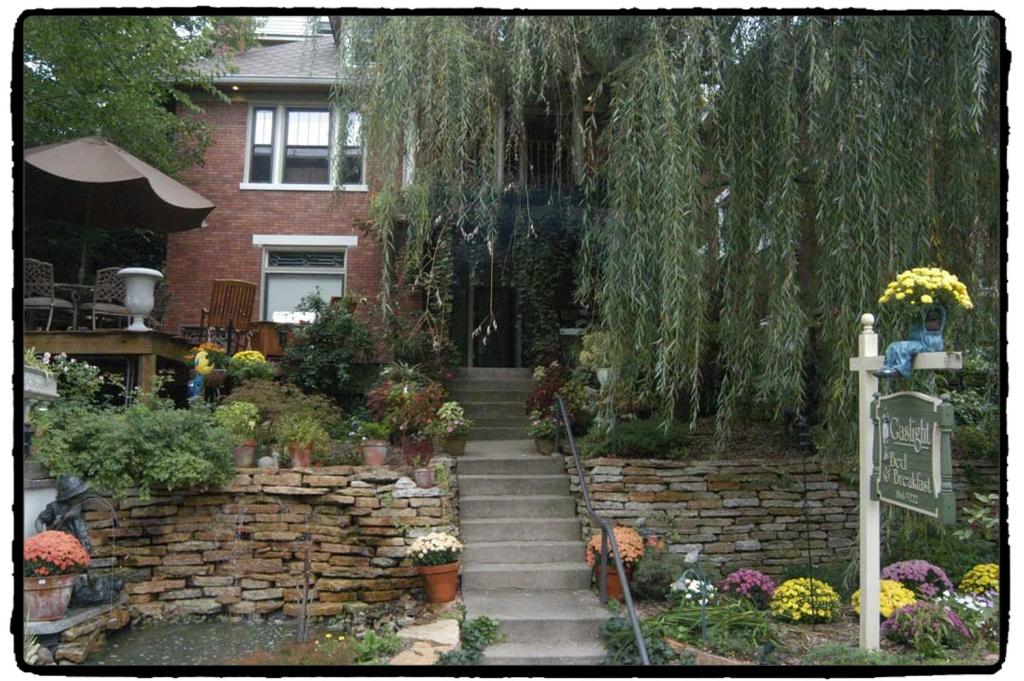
(848, 313, 961, 651)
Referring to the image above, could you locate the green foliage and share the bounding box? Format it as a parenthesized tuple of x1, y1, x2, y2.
(334, 15, 999, 453)
(801, 643, 915, 666)
(600, 606, 679, 665)
(32, 397, 234, 499)
(356, 420, 392, 441)
(274, 415, 330, 453)
(224, 379, 345, 443)
(650, 599, 775, 658)
(23, 347, 49, 372)
(578, 417, 690, 460)
(953, 492, 999, 543)
(631, 549, 687, 602)
(435, 616, 501, 665)
(881, 506, 997, 583)
(214, 401, 260, 444)
(353, 629, 404, 664)
(281, 293, 375, 408)
(46, 353, 106, 406)
(227, 354, 276, 383)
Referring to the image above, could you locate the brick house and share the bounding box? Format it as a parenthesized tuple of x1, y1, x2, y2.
(165, 23, 402, 341)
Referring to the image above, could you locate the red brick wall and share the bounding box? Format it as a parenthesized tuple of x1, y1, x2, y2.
(165, 99, 415, 335)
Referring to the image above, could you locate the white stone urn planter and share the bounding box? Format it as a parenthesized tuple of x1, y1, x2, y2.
(117, 268, 164, 332)
(24, 367, 58, 421)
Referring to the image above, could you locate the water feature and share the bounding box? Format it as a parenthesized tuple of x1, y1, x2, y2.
(83, 619, 303, 666)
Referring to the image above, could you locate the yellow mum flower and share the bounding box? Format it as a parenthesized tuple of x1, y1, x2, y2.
(920, 294, 933, 304)
(896, 292, 906, 300)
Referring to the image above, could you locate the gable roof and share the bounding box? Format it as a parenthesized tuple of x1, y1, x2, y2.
(201, 37, 340, 86)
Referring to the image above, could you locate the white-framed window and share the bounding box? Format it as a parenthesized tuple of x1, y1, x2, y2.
(260, 246, 347, 322)
(242, 104, 366, 191)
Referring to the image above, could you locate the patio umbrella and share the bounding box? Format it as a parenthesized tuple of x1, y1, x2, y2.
(23, 136, 215, 233)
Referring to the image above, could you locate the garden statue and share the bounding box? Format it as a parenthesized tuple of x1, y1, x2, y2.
(34, 475, 123, 606)
(186, 349, 211, 402)
(874, 305, 946, 379)
(35, 475, 93, 552)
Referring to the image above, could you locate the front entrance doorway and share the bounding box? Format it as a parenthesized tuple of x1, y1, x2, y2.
(451, 269, 520, 368)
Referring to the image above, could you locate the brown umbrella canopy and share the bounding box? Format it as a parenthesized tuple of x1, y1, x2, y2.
(24, 137, 214, 233)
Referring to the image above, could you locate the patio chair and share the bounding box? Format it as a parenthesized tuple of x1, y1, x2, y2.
(199, 279, 257, 354)
(78, 267, 130, 330)
(145, 281, 172, 331)
(23, 258, 74, 331)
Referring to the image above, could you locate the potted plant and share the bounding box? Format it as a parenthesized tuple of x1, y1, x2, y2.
(584, 526, 644, 602)
(215, 401, 260, 467)
(227, 350, 275, 383)
(24, 530, 91, 621)
(527, 410, 558, 454)
(187, 342, 230, 390)
(429, 401, 472, 456)
(409, 531, 463, 603)
(356, 421, 391, 466)
(275, 415, 330, 469)
(413, 452, 435, 488)
(368, 378, 445, 465)
(578, 329, 612, 388)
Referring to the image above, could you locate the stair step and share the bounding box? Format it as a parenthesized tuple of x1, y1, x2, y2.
(462, 540, 584, 564)
(451, 388, 531, 403)
(461, 402, 531, 418)
(460, 495, 576, 519)
(481, 641, 606, 665)
(464, 589, 607, 642)
(470, 426, 534, 441)
(459, 474, 569, 496)
(453, 367, 533, 380)
(462, 562, 592, 591)
(461, 518, 581, 542)
(459, 455, 564, 475)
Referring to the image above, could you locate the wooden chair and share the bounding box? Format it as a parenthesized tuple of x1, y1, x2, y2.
(23, 258, 74, 330)
(146, 281, 172, 331)
(199, 279, 257, 354)
(78, 267, 130, 330)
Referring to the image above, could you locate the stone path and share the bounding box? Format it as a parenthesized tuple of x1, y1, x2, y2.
(458, 439, 607, 665)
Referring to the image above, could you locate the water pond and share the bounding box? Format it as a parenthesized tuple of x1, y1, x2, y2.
(84, 619, 306, 666)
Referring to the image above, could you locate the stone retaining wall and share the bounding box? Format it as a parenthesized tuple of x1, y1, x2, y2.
(564, 455, 998, 575)
(83, 458, 458, 621)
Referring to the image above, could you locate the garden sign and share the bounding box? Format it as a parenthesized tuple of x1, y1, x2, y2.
(872, 392, 956, 524)
(848, 314, 961, 651)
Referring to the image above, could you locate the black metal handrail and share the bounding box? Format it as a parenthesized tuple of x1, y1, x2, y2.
(554, 394, 650, 665)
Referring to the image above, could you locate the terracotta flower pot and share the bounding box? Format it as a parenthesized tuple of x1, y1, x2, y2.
(595, 564, 633, 602)
(233, 440, 257, 468)
(446, 436, 467, 456)
(289, 443, 314, 469)
(414, 467, 435, 488)
(417, 562, 459, 603)
(534, 437, 555, 455)
(361, 440, 389, 467)
(24, 573, 76, 621)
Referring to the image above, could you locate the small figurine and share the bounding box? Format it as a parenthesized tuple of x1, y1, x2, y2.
(35, 475, 93, 552)
(874, 306, 946, 379)
(186, 349, 211, 402)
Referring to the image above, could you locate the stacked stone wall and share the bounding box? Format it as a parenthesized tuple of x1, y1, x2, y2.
(564, 455, 999, 574)
(83, 459, 458, 621)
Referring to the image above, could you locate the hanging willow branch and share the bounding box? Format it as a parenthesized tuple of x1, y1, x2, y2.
(331, 14, 1000, 453)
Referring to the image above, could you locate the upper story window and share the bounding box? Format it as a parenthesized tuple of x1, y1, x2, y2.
(243, 104, 366, 191)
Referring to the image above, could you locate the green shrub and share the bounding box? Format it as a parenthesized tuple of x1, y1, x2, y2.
(275, 415, 330, 453)
(435, 616, 501, 665)
(780, 562, 858, 600)
(354, 629, 404, 664)
(281, 293, 376, 408)
(225, 379, 345, 443)
(578, 417, 690, 460)
(33, 398, 234, 499)
(631, 549, 687, 601)
(652, 599, 774, 657)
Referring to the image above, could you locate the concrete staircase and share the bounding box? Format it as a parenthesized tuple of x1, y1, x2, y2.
(450, 368, 532, 440)
(459, 439, 608, 665)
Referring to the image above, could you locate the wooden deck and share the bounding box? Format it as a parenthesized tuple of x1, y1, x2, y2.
(24, 330, 192, 392)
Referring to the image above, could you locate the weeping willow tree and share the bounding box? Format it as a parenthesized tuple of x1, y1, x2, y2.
(331, 15, 1001, 454)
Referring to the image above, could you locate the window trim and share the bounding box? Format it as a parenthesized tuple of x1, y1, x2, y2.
(259, 244, 349, 321)
(282, 106, 333, 185)
(248, 106, 276, 184)
(242, 103, 367, 191)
